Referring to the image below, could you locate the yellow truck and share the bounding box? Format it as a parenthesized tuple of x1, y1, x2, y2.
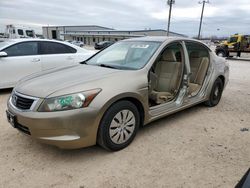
(215, 34, 250, 57)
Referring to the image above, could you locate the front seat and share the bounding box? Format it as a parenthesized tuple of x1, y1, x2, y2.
(150, 50, 181, 104)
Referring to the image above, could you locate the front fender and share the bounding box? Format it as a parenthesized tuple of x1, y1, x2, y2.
(98, 89, 148, 123)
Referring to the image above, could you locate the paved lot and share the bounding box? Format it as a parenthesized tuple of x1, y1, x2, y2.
(0, 59, 249, 188)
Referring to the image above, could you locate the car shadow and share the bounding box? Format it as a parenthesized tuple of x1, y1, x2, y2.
(140, 103, 206, 132)
(15, 103, 208, 161)
(0, 88, 13, 95)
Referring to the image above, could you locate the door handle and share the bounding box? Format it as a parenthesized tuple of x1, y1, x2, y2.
(31, 58, 40, 62)
(67, 56, 74, 60)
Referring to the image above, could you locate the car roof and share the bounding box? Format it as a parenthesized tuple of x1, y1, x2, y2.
(1, 38, 67, 43)
(123, 36, 207, 44)
(122, 36, 211, 49)
(122, 36, 186, 42)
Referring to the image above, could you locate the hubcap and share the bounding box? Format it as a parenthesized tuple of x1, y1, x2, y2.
(218, 52, 224, 57)
(212, 84, 221, 102)
(214, 86, 219, 97)
(109, 110, 135, 144)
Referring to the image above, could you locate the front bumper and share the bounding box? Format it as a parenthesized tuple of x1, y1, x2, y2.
(7, 98, 101, 149)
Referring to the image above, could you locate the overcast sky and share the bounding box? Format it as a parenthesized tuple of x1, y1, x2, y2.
(0, 0, 249, 37)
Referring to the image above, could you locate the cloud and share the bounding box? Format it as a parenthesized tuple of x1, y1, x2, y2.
(0, 0, 249, 37)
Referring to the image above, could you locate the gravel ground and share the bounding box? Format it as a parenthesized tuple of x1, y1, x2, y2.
(0, 59, 249, 188)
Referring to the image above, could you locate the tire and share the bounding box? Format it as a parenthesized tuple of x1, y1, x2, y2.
(216, 50, 226, 57)
(204, 78, 224, 107)
(97, 100, 140, 151)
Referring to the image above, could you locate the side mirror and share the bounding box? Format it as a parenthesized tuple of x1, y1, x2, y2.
(0, 51, 8, 57)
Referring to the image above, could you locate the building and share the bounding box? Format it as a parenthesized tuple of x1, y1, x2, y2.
(42, 25, 187, 46)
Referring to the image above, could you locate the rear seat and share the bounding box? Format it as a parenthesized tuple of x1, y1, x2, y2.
(189, 52, 209, 96)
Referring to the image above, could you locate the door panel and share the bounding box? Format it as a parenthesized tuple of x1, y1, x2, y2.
(39, 41, 77, 71)
(0, 41, 41, 88)
(40, 54, 75, 70)
(0, 55, 41, 88)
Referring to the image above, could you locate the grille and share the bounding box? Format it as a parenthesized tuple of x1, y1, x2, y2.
(12, 93, 34, 110)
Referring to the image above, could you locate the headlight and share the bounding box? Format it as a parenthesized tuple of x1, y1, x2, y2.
(38, 89, 101, 112)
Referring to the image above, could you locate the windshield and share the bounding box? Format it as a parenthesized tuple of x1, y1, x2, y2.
(0, 41, 12, 49)
(227, 37, 238, 43)
(87, 41, 160, 70)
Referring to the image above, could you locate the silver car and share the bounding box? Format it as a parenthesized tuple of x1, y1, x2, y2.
(6, 37, 229, 151)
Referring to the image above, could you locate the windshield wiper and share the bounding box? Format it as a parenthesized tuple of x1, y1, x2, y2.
(98, 64, 118, 69)
(80, 61, 88, 64)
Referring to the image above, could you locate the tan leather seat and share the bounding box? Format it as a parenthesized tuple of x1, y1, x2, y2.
(150, 50, 181, 104)
(189, 52, 209, 96)
(189, 52, 202, 83)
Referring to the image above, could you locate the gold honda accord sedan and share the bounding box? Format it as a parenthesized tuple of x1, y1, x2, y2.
(6, 37, 229, 151)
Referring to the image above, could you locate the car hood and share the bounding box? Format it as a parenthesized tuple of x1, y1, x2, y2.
(15, 64, 122, 98)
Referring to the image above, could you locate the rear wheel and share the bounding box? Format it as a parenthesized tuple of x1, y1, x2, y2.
(204, 78, 224, 107)
(97, 100, 140, 151)
(217, 50, 226, 57)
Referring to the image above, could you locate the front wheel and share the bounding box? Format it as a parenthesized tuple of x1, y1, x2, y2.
(97, 100, 140, 151)
(204, 78, 224, 107)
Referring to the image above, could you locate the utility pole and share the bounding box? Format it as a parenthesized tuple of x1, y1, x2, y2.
(198, 0, 209, 39)
(167, 0, 175, 36)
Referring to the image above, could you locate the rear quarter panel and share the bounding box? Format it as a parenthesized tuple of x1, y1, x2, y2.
(204, 52, 229, 99)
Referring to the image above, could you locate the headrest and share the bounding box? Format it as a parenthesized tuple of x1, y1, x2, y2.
(162, 50, 176, 62)
(189, 51, 200, 58)
(175, 51, 182, 61)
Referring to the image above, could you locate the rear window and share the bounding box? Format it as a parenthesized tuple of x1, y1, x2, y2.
(40, 41, 77, 54)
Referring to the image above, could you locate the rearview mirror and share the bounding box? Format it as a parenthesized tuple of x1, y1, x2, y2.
(0, 51, 8, 57)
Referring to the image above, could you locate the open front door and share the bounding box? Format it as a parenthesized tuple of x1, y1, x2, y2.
(148, 41, 190, 118)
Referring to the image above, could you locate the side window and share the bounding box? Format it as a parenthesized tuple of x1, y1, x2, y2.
(17, 29, 24, 36)
(40, 42, 76, 54)
(26, 30, 35, 37)
(3, 42, 38, 57)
